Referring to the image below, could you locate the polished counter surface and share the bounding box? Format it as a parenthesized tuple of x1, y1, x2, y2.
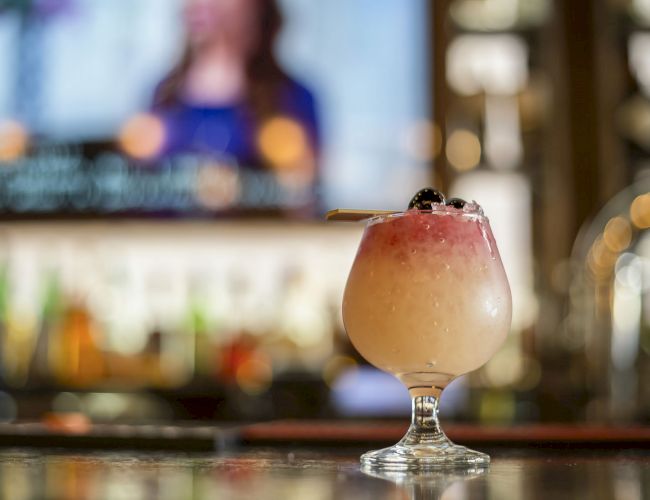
(1, 447, 648, 499)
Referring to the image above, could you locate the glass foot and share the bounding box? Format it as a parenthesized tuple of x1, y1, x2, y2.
(360, 395, 490, 471)
(360, 442, 489, 471)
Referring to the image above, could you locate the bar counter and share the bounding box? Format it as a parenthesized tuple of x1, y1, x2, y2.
(1, 424, 649, 499)
(1, 447, 648, 499)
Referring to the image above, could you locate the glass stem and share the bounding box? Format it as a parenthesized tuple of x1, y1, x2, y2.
(412, 395, 441, 431)
(399, 395, 450, 446)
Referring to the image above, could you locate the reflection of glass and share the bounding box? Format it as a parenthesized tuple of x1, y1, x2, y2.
(343, 206, 512, 469)
(363, 466, 486, 500)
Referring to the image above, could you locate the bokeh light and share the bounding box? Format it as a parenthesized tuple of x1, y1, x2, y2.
(603, 216, 632, 253)
(0, 120, 29, 162)
(587, 236, 619, 278)
(483, 345, 524, 388)
(479, 391, 515, 422)
(195, 163, 241, 210)
(257, 116, 309, 170)
(446, 129, 481, 171)
(235, 354, 273, 395)
(447, 34, 528, 96)
(450, 0, 551, 31)
(630, 192, 650, 228)
(118, 114, 166, 160)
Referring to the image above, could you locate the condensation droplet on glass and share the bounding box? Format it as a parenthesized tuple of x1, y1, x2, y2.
(426, 362, 436, 368)
(435, 273, 441, 280)
(425, 224, 431, 230)
(439, 238, 446, 244)
(433, 320, 438, 327)
(411, 249, 417, 254)
(391, 305, 396, 312)
(444, 327, 449, 333)
(434, 300, 439, 308)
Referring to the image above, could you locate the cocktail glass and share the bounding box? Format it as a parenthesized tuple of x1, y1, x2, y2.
(342, 204, 511, 470)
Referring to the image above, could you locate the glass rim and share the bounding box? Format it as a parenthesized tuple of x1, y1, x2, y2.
(367, 207, 488, 226)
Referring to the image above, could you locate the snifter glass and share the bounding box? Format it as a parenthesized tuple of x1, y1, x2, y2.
(342, 205, 511, 470)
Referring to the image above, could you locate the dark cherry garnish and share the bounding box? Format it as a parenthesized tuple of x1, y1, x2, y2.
(408, 188, 445, 210)
(446, 198, 467, 209)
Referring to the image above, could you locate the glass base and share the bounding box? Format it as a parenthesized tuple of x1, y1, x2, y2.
(360, 395, 490, 471)
(360, 442, 489, 471)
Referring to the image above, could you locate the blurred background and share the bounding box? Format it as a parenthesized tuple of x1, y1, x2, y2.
(0, 0, 647, 427)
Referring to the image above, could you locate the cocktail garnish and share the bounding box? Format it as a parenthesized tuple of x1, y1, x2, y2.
(445, 198, 467, 209)
(408, 188, 445, 209)
(325, 209, 398, 221)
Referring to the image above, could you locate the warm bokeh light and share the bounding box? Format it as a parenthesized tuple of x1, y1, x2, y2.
(587, 236, 619, 278)
(0, 120, 29, 162)
(603, 216, 632, 253)
(483, 345, 525, 388)
(235, 355, 273, 395)
(195, 163, 241, 210)
(118, 113, 166, 160)
(401, 120, 443, 161)
(446, 129, 482, 170)
(630, 192, 650, 228)
(450, 0, 551, 31)
(257, 116, 309, 170)
(447, 34, 528, 96)
(479, 391, 515, 423)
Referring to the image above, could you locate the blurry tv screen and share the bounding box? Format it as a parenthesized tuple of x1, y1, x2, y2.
(0, 0, 430, 217)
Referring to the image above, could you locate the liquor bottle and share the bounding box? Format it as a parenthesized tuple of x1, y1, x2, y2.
(0, 265, 7, 383)
(187, 293, 212, 380)
(50, 298, 105, 387)
(28, 270, 62, 384)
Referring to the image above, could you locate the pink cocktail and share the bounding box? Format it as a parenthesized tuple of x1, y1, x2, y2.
(343, 198, 511, 470)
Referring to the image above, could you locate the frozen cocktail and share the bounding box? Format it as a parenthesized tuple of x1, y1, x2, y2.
(341, 188, 512, 470)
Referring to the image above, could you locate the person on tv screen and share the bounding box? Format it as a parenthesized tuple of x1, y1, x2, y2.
(151, 0, 320, 188)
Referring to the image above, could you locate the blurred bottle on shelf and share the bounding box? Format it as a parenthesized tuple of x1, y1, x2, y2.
(140, 327, 165, 387)
(268, 265, 333, 373)
(185, 274, 221, 381)
(2, 289, 39, 387)
(28, 270, 62, 384)
(0, 266, 8, 383)
(0, 221, 361, 422)
(50, 298, 105, 387)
